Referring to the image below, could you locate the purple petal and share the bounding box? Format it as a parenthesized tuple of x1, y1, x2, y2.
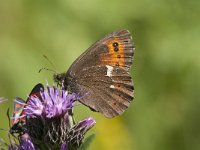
(67, 117, 96, 147)
(25, 85, 79, 119)
(8, 134, 36, 150)
(76, 117, 96, 129)
(60, 143, 68, 150)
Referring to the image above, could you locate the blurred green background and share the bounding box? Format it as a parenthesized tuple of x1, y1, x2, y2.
(0, 0, 200, 150)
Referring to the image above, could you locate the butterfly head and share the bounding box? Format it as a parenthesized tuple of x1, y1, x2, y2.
(53, 73, 66, 86)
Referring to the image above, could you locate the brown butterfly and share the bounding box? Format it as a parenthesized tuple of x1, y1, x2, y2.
(54, 29, 134, 118)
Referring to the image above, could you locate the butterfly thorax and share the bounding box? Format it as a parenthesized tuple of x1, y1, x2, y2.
(54, 72, 76, 92)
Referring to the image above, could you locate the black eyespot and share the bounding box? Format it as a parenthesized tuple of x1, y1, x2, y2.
(114, 47, 119, 52)
(113, 42, 118, 47)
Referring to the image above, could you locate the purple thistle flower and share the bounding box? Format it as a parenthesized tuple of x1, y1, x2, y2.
(67, 117, 96, 147)
(22, 84, 96, 150)
(25, 85, 77, 119)
(0, 84, 96, 150)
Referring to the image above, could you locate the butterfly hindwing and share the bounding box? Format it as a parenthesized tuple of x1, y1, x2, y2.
(66, 65, 133, 118)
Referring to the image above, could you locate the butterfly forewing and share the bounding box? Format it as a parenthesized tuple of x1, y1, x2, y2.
(66, 29, 134, 75)
(12, 97, 26, 125)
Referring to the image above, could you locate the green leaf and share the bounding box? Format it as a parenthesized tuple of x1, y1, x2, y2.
(78, 134, 96, 150)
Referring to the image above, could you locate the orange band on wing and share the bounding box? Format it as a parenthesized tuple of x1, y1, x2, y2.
(100, 38, 125, 67)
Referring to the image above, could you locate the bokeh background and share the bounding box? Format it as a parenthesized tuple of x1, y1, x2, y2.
(0, 0, 200, 150)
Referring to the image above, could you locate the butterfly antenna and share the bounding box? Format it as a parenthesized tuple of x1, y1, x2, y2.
(38, 67, 57, 73)
(39, 55, 58, 74)
(43, 54, 56, 70)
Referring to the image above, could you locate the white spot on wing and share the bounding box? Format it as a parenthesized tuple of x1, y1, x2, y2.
(110, 85, 115, 89)
(106, 65, 113, 77)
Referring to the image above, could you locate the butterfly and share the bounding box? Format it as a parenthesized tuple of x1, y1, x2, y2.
(10, 83, 44, 134)
(54, 29, 134, 118)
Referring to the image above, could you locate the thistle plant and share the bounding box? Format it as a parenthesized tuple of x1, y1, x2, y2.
(0, 84, 96, 150)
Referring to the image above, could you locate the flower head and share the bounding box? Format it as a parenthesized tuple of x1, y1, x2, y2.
(0, 84, 95, 150)
(25, 85, 77, 119)
(20, 84, 95, 150)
